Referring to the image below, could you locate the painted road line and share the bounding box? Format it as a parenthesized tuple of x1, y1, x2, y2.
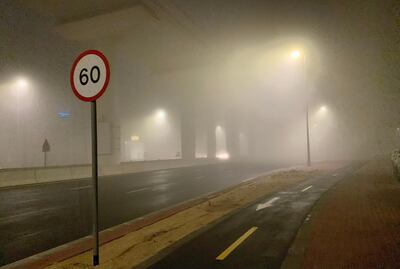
(0, 206, 63, 224)
(16, 198, 40, 204)
(152, 182, 176, 191)
(19, 230, 45, 239)
(196, 175, 206, 180)
(216, 226, 258, 260)
(332, 173, 339, 176)
(305, 213, 312, 223)
(256, 197, 280, 211)
(126, 187, 151, 194)
(279, 191, 297, 194)
(242, 177, 256, 183)
(301, 185, 313, 192)
(154, 169, 172, 174)
(69, 185, 91, 191)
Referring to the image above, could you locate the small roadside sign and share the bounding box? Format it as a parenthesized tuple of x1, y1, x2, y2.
(42, 139, 50, 167)
(42, 139, 50, 153)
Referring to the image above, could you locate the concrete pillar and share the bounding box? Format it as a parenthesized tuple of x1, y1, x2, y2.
(180, 101, 196, 160)
(207, 119, 216, 159)
(226, 124, 239, 160)
(224, 110, 241, 160)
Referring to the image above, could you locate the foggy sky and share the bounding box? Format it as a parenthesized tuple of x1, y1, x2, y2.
(0, 0, 399, 168)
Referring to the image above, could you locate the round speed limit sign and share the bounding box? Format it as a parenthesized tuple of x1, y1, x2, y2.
(70, 50, 110, 102)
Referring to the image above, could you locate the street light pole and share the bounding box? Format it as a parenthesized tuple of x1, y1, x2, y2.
(291, 50, 313, 166)
(306, 101, 311, 166)
(303, 54, 311, 166)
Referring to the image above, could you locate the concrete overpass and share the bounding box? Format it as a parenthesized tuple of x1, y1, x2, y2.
(1, 0, 252, 169)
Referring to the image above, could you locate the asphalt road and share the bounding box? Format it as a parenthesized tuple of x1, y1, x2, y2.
(148, 162, 362, 269)
(0, 162, 283, 266)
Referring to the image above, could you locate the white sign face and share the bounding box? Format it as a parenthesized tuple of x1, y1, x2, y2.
(70, 50, 110, 102)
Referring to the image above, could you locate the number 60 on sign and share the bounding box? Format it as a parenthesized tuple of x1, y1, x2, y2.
(70, 50, 110, 102)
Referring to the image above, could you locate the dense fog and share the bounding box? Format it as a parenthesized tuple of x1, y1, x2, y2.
(0, 0, 398, 169)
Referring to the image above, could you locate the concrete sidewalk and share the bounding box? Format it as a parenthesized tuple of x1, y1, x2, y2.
(283, 160, 400, 269)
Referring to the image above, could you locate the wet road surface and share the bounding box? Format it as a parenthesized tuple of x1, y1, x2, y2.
(0, 162, 283, 266)
(148, 162, 362, 269)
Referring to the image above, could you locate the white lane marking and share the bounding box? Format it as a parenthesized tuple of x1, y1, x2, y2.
(16, 198, 40, 204)
(0, 207, 63, 224)
(126, 187, 151, 194)
(19, 230, 45, 239)
(332, 173, 339, 176)
(69, 185, 91, 191)
(152, 182, 176, 191)
(242, 177, 256, 183)
(196, 175, 205, 180)
(256, 197, 280, 211)
(301, 185, 313, 192)
(279, 191, 297, 194)
(153, 170, 173, 174)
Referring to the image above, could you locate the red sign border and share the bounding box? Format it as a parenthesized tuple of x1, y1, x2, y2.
(70, 50, 110, 102)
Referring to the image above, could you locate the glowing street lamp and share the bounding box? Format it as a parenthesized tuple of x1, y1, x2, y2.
(155, 109, 166, 120)
(290, 50, 301, 60)
(153, 109, 167, 125)
(319, 105, 327, 113)
(16, 77, 28, 88)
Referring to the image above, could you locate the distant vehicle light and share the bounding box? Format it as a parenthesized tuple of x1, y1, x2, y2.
(131, 135, 140, 142)
(216, 153, 230, 160)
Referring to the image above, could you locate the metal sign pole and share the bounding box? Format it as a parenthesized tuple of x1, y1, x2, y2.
(306, 103, 311, 166)
(91, 100, 100, 266)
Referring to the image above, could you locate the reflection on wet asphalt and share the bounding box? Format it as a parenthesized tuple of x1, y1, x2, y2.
(0, 162, 283, 265)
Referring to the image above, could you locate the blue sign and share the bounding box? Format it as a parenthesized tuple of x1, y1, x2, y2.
(58, 112, 71, 118)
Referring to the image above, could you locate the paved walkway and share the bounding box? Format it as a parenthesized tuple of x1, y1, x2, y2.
(283, 160, 400, 269)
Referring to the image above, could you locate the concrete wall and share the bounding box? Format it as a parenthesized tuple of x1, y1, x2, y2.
(0, 158, 219, 188)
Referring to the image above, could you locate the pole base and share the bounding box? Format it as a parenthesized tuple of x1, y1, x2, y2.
(93, 255, 99, 266)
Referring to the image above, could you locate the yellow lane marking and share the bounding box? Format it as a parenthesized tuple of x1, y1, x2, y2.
(216, 226, 258, 261)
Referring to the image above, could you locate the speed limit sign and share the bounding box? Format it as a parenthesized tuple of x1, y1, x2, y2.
(70, 50, 110, 102)
(70, 49, 110, 266)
